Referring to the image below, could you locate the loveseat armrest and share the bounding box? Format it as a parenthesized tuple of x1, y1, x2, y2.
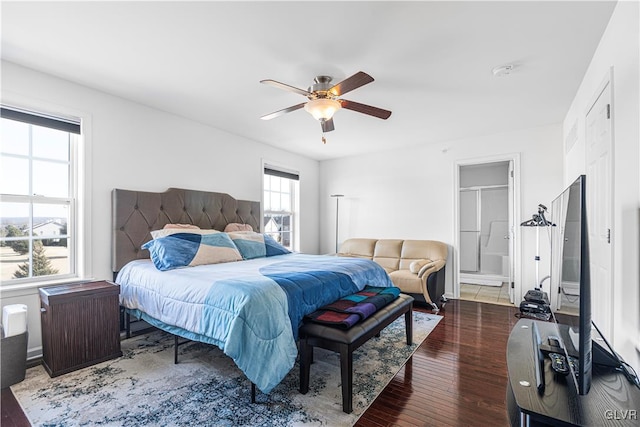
(424, 265, 446, 310)
(417, 259, 445, 279)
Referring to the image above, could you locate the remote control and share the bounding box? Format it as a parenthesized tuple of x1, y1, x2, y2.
(567, 356, 579, 375)
(549, 352, 570, 375)
(548, 336, 562, 349)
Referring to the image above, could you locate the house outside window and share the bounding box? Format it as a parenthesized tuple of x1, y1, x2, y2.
(263, 165, 299, 251)
(0, 107, 81, 285)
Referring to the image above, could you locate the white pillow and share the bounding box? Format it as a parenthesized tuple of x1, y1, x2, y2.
(150, 228, 220, 239)
(409, 259, 432, 274)
(163, 223, 200, 230)
(224, 223, 253, 232)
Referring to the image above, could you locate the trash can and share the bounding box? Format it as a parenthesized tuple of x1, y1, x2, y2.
(1, 304, 29, 389)
(1, 330, 28, 388)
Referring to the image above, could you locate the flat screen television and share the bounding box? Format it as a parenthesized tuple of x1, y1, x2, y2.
(550, 175, 592, 395)
(551, 175, 627, 396)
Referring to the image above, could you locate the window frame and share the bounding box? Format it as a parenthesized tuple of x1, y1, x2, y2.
(1, 101, 90, 290)
(262, 163, 300, 251)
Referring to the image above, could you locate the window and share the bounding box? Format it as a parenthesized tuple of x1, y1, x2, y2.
(263, 165, 299, 251)
(0, 107, 81, 285)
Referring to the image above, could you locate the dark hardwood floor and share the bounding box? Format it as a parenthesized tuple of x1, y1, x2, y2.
(1, 387, 30, 427)
(356, 299, 519, 426)
(1, 299, 519, 427)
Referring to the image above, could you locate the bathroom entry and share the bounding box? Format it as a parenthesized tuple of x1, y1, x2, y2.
(458, 160, 515, 304)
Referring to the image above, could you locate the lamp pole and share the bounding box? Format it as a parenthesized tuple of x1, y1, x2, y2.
(330, 194, 344, 254)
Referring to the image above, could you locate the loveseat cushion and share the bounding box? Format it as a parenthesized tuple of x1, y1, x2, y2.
(399, 240, 447, 269)
(388, 270, 423, 294)
(373, 239, 403, 271)
(338, 238, 377, 258)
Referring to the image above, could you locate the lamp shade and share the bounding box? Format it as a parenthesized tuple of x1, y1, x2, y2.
(304, 99, 341, 121)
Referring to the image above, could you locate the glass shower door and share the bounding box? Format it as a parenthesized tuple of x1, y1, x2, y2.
(460, 189, 480, 273)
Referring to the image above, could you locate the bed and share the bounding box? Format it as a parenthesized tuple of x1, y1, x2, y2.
(112, 188, 394, 394)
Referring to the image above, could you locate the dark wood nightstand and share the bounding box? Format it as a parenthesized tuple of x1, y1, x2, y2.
(39, 281, 122, 377)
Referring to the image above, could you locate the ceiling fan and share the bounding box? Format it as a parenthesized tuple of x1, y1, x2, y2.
(260, 71, 392, 134)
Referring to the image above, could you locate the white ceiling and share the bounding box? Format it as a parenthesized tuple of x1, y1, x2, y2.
(1, 1, 616, 161)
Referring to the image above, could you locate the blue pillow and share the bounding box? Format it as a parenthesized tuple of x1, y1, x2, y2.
(227, 232, 267, 260)
(142, 232, 242, 271)
(264, 234, 291, 257)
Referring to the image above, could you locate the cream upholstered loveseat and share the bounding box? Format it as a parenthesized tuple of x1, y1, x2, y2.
(337, 238, 447, 311)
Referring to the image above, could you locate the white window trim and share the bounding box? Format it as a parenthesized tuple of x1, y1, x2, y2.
(262, 160, 300, 252)
(1, 93, 92, 292)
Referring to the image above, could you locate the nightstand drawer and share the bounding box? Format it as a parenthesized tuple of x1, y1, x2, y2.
(40, 281, 122, 377)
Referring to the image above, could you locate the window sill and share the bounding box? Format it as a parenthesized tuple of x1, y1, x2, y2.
(1, 277, 94, 295)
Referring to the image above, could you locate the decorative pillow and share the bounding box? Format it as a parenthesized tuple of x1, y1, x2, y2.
(163, 223, 200, 230)
(224, 223, 253, 232)
(264, 234, 291, 257)
(227, 231, 266, 260)
(150, 228, 219, 239)
(142, 232, 242, 271)
(409, 259, 432, 274)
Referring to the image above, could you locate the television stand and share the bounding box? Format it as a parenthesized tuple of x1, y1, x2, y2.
(507, 319, 640, 426)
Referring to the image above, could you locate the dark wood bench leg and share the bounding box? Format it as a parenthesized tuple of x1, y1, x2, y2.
(299, 297, 413, 413)
(405, 307, 413, 345)
(340, 345, 353, 414)
(299, 337, 311, 394)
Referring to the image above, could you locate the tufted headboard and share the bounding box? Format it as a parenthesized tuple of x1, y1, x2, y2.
(112, 188, 261, 273)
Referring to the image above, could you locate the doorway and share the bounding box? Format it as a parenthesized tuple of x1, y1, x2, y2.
(551, 74, 613, 339)
(455, 157, 520, 306)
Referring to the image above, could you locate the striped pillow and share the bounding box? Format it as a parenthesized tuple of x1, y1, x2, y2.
(142, 232, 241, 271)
(227, 232, 267, 260)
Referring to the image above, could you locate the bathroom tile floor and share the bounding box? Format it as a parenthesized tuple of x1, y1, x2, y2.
(460, 282, 513, 306)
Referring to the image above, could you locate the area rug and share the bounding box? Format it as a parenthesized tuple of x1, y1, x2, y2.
(12, 311, 441, 426)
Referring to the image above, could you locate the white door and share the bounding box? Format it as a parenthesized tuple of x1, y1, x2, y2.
(585, 81, 613, 339)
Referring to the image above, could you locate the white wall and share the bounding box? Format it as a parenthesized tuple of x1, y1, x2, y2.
(319, 123, 564, 300)
(562, 1, 640, 369)
(1, 61, 320, 358)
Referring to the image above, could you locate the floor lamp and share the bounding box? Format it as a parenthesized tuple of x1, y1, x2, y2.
(330, 194, 344, 253)
(520, 204, 555, 292)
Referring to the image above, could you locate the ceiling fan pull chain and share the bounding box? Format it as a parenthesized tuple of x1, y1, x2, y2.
(322, 134, 327, 144)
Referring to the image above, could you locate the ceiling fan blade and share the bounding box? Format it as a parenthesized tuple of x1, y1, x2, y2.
(260, 102, 306, 120)
(339, 99, 392, 120)
(329, 71, 374, 97)
(260, 79, 312, 97)
(321, 118, 335, 133)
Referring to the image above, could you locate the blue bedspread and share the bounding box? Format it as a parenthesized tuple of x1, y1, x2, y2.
(117, 253, 393, 393)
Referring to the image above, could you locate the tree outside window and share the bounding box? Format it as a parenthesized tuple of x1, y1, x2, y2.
(0, 109, 79, 284)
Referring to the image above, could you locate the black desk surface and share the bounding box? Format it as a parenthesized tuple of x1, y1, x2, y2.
(507, 319, 640, 426)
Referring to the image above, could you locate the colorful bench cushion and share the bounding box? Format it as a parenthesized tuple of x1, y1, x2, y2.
(304, 286, 401, 329)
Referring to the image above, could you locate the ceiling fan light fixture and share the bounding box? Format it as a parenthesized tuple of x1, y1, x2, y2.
(304, 98, 341, 121)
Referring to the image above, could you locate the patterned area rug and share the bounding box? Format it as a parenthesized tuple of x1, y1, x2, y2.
(12, 312, 441, 426)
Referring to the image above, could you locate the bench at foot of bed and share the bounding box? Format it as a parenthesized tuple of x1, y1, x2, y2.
(298, 293, 414, 413)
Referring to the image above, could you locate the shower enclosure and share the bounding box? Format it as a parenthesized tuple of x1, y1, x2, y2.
(459, 162, 512, 285)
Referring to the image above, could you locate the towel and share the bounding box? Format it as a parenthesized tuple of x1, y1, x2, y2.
(304, 286, 401, 329)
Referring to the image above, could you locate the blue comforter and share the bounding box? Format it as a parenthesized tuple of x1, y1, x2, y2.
(116, 253, 393, 393)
